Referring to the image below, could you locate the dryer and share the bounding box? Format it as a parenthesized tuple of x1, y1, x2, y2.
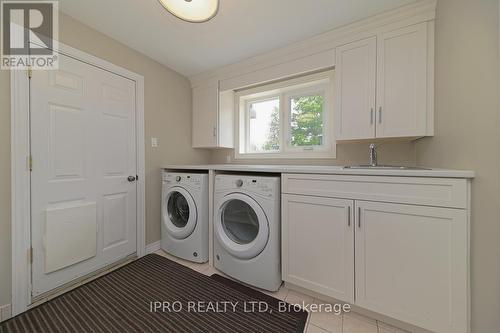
(161, 171, 208, 263)
(213, 174, 281, 291)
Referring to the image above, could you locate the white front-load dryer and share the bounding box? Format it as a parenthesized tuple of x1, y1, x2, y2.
(161, 171, 208, 263)
(214, 174, 281, 291)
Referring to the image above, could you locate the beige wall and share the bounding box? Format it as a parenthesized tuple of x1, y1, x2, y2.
(0, 13, 211, 306)
(415, 0, 500, 331)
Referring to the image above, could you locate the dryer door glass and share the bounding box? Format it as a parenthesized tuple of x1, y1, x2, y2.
(221, 199, 259, 245)
(167, 192, 190, 228)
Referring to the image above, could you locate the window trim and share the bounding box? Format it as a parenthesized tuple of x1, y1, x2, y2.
(235, 71, 336, 159)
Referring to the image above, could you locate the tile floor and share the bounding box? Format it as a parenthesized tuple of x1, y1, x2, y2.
(154, 250, 411, 333)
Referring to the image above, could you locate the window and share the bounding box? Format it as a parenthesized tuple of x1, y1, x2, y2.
(236, 72, 334, 159)
(247, 97, 280, 153)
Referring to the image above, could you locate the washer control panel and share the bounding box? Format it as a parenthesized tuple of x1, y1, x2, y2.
(163, 172, 206, 190)
(215, 175, 280, 199)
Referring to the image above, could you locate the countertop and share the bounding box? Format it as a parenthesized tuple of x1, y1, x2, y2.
(163, 164, 475, 179)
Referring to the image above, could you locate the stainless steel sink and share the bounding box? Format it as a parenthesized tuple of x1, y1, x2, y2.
(343, 165, 432, 170)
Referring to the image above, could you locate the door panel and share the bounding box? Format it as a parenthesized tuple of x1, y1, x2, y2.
(334, 37, 376, 140)
(355, 201, 467, 333)
(49, 104, 86, 179)
(376, 23, 428, 137)
(282, 194, 354, 303)
(31, 52, 137, 296)
(45, 202, 97, 274)
(102, 193, 128, 250)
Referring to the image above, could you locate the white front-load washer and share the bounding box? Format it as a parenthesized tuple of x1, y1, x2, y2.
(161, 171, 208, 263)
(214, 174, 281, 291)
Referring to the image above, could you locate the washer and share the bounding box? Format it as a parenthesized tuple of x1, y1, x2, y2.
(161, 171, 208, 263)
(214, 174, 281, 291)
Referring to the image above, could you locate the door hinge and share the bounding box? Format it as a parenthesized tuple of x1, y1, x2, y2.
(28, 247, 33, 263)
(28, 155, 33, 171)
(27, 66, 33, 79)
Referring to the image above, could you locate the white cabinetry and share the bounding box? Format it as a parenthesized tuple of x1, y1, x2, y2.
(335, 37, 377, 140)
(282, 174, 469, 333)
(355, 201, 467, 333)
(192, 82, 234, 148)
(335, 22, 433, 141)
(376, 22, 430, 138)
(282, 195, 354, 302)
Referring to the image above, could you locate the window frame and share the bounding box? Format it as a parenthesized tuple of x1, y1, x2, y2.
(235, 71, 335, 159)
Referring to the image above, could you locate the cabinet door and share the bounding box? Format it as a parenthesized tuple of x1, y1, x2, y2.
(376, 22, 428, 138)
(192, 83, 218, 148)
(282, 194, 354, 303)
(334, 37, 377, 140)
(355, 201, 467, 333)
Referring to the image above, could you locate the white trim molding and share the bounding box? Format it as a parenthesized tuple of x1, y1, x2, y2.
(0, 303, 12, 322)
(145, 241, 161, 255)
(11, 41, 146, 316)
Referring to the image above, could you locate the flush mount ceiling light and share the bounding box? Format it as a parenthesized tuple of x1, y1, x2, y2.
(158, 0, 219, 23)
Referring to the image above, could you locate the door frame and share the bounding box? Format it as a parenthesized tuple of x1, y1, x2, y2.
(10, 41, 146, 315)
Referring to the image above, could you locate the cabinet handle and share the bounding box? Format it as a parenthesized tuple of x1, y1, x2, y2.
(213, 126, 217, 137)
(358, 207, 362, 228)
(370, 108, 374, 124)
(347, 207, 351, 227)
(378, 107, 382, 124)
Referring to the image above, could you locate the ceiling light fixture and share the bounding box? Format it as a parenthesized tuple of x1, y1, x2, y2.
(158, 0, 219, 23)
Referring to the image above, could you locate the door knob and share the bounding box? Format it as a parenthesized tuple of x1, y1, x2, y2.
(127, 176, 137, 182)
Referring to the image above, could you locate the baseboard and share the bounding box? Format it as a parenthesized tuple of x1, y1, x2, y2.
(0, 303, 12, 322)
(145, 240, 161, 254)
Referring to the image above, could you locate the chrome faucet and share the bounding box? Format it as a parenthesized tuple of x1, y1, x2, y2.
(369, 144, 378, 167)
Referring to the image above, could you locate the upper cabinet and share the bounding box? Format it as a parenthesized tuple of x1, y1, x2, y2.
(335, 37, 377, 140)
(192, 82, 234, 148)
(335, 22, 434, 141)
(376, 22, 430, 138)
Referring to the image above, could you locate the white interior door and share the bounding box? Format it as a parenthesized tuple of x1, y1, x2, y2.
(30, 52, 137, 297)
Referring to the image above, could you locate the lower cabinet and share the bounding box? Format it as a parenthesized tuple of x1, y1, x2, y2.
(354, 201, 467, 333)
(282, 175, 469, 333)
(282, 195, 354, 303)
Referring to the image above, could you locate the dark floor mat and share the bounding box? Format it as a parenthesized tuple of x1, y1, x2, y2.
(0, 254, 308, 333)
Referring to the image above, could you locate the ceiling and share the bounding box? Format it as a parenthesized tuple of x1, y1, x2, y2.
(59, 0, 418, 77)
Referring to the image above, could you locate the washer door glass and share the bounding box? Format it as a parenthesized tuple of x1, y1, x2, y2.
(221, 199, 259, 245)
(167, 192, 190, 228)
(163, 187, 197, 240)
(215, 193, 269, 260)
